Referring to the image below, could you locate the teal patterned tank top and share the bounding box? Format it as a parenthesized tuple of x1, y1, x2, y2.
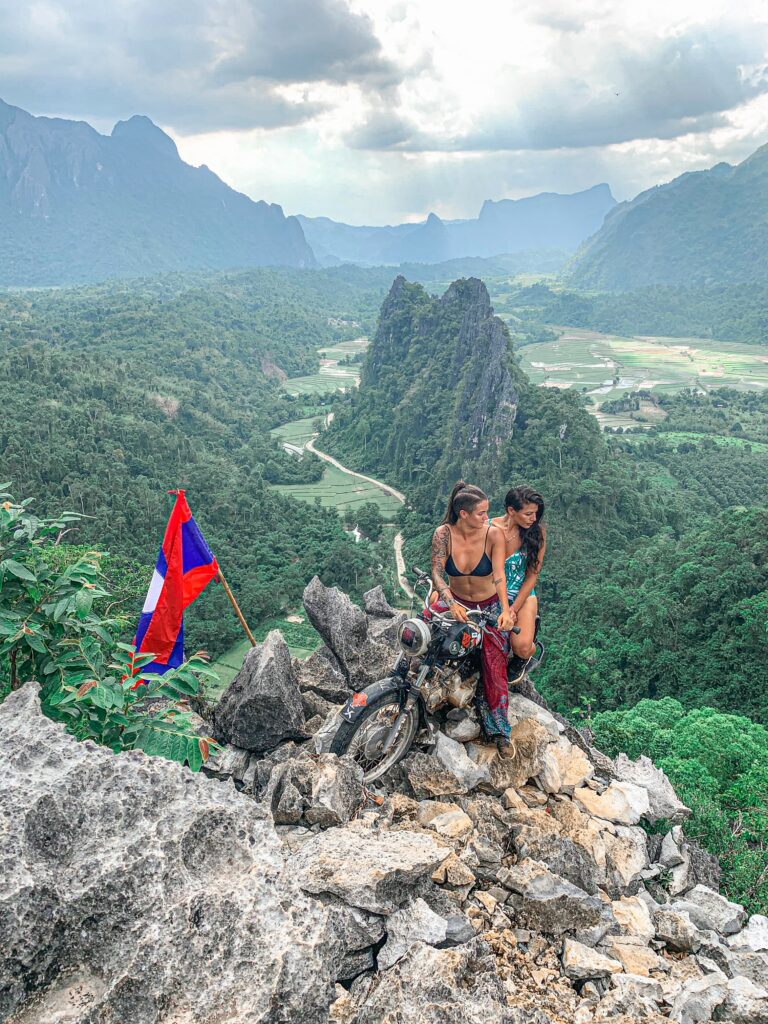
(505, 549, 536, 600)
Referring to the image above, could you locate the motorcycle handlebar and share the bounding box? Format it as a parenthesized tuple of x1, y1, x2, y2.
(412, 565, 520, 633)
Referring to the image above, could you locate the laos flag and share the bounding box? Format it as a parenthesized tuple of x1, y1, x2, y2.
(133, 490, 219, 674)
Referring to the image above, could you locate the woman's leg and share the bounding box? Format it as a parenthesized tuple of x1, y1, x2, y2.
(510, 595, 538, 659)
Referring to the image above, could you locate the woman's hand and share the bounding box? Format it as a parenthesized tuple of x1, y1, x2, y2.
(497, 608, 517, 631)
(450, 602, 469, 623)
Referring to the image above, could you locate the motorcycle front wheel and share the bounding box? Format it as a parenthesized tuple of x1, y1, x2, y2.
(330, 693, 419, 784)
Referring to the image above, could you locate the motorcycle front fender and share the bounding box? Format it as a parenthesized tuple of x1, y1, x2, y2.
(339, 675, 428, 730)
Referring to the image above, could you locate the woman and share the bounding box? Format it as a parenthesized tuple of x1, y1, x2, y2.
(490, 485, 546, 685)
(431, 481, 516, 749)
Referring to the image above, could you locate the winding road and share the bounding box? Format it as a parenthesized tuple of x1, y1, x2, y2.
(305, 435, 414, 599)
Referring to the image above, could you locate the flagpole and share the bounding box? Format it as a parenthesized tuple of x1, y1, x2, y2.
(217, 568, 257, 646)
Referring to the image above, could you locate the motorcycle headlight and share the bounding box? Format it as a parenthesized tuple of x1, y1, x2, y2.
(397, 617, 431, 657)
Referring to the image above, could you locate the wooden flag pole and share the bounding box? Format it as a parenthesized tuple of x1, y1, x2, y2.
(217, 568, 257, 646)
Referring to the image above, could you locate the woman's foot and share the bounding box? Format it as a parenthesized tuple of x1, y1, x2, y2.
(495, 736, 512, 756)
(507, 653, 532, 685)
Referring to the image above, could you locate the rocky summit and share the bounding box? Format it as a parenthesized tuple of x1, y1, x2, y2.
(2, 579, 768, 1023)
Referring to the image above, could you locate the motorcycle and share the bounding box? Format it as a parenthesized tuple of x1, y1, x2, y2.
(330, 566, 544, 783)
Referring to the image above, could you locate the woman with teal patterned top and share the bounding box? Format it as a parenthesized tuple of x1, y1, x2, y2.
(490, 486, 546, 683)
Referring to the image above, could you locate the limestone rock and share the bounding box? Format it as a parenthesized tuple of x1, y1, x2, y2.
(612, 894, 655, 942)
(562, 938, 623, 980)
(670, 972, 728, 1024)
(340, 939, 514, 1023)
(573, 780, 651, 826)
(729, 952, 768, 990)
(499, 858, 604, 935)
(296, 648, 352, 703)
(294, 826, 450, 914)
(714, 975, 768, 1023)
(212, 630, 306, 752)
(445, 709, 481, 743)
(729, 916, 768, 953)
(434, 731, 488, 791)
(0, 685, 361, 1024)
(363, 585, 396, 617)
(534, 748, 562, 794)
(656, 908, 705, 952)
(485, 719, 552, 792)
(513, 824, 603, 895)
(303, 576, 393, 689)
(378, 898, 448, 969)
(681, 885, 747, 937)
(661, 828, 686, 868)
(403, 751, 467, 799)
(507, 694, 561, 741)
(427, 808, 474, 840)
(304, 753, 365, 828)
(550, 736, 594, 793)
(602, 936, 666, 976)
(614, 752, 691, 824)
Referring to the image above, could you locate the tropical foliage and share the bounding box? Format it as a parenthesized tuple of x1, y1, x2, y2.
(0, 489, 216, 769)
(591, 699, 768, 914)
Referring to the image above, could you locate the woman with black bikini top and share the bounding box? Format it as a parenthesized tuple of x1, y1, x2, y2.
(431, 480, 516, 749)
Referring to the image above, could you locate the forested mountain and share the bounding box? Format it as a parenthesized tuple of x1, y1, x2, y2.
(323, 276, 768, 726)
(298, 185, 615, 265)
(0, 99, 314, 286)
(0, 266, 390, 657)
(501, 280, 768, 346)
(564, 142, 768, 290)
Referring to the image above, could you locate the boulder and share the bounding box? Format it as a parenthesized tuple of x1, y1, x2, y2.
(534, 748, 562, 794)
(403, 752, 467, 799)
(427, 809, 474, 841)
(550, 736, 594, 793)
(483, 719, 552, 792)
(680, 886, 747, 937)
(714, 975, 768, 1023)
(335, 939, 515, 1023)
(729, 916, 768, 953)
(507, 694, 561, 741)
(729, 952, 768, 990)
(296, 648, 352, 703)
(378, 898, 448, 969)
(213, 630, 306, 752)
(612, 894, 655, 943)
(573, 780, 651, 826)
(294, 825, 450, 914)
(614, 752, 691, 824)
(303, 576, 393, 689)
(0, 685, 369, 1024)
(602, 936, 666, 976)
(363, 585, 396, 617)
(262, 751, 364, 829)
(433, 731, 488, 792)
(660, 828, 686, 868)
(561, 938, 623, 980)
(513, 824, 603, 895)
(499, 858, 604, 935)
(670, 973, 728, 1023)
(445, 709, 482, 743)
(656, 908, 705, 952)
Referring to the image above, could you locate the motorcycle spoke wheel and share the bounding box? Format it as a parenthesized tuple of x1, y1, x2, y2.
(342, 696, 419, 784)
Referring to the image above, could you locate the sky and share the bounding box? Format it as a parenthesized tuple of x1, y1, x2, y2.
(2, 0, 768, 224)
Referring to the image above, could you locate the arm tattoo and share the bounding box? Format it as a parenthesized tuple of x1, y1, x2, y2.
(431, 527, 454, 604)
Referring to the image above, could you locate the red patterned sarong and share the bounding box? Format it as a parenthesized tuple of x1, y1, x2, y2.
(431, 591, 510, 739)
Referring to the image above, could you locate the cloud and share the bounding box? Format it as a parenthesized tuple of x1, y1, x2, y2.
(346, 21, 768, 152)
(0, 0, 395, 133)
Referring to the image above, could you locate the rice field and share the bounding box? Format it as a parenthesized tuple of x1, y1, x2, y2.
(620, 431, 768, 453)
(520, 329, 768, 400)
(271, 461, 402, 518)
(283, 337, 367, 396)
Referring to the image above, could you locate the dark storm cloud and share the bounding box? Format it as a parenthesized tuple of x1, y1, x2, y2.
(348, 23, 768, 152)
(0, 0, 394, 133)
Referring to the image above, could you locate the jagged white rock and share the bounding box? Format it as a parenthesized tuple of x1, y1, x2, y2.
(573, 780, 651, 826)
(377, 898, 448, 970)
(614, 752, 691, 824)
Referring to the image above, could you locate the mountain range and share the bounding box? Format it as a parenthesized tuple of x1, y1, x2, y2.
(0, 98, 314, 286)
(298, 185, 616, 266)
(564, 143, 768, 290)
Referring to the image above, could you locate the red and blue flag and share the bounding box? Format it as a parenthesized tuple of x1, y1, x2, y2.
(133, 490, 219, 674)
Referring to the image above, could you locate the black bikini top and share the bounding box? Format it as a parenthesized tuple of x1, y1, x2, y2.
(445, 526, 493, 578)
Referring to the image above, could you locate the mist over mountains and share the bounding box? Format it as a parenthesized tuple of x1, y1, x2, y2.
(298, 184, 615, 266)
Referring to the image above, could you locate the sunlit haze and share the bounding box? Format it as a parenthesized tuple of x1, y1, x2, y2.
(2, 0, 767, 222)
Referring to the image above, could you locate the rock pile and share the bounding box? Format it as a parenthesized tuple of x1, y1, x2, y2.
(2, 578, 767, 1024)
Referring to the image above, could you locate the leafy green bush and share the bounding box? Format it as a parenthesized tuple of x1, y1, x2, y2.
(1, 487, 216, 770)
(591, 698, 768, 914)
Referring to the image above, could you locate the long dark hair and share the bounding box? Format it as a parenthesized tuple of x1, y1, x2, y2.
(505, 485, 545, 571)
(442, 480, 488, 525)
